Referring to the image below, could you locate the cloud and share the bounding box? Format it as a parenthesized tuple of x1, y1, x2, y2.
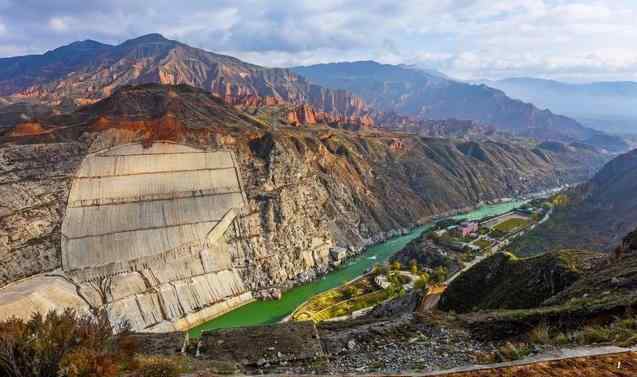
(48, 17, 71, 31)
(0, 0, 636, 81)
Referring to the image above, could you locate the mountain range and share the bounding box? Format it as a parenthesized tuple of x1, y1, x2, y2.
(292, 61, 628, 151)
(486, 77, 637, 135)
(0, 82, 610, 328)
(0, 34, 368, 121)
(0, 34, 629, 152)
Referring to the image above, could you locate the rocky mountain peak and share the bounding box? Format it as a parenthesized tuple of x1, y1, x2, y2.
(119, 33, 174, 47)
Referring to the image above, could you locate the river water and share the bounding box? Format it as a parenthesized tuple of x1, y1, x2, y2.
(189, 200, 525, 337)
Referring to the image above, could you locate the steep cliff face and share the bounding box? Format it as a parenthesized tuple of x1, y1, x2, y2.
(0, 34, 368, 120)
(0, 84, 608, 331)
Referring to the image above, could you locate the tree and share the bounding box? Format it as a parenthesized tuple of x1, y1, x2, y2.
(342, 286, 357, 300)
(433, 266, 448, 284)
(409, 259, 419, 274)
(414, 278, 428, 292)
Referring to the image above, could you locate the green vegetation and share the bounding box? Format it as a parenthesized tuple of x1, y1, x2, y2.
(432, 266, 449, 284)
(0, 309, 192, 377)
(472, 238, 493, 250)
(135, 357, 180, 377)
(409, 259, 419, 274)
(414, 277, 428, 292)
(551, 193, 570, 207)
(489, 228, 508, 239)
(493, 218, 531, 234)
(439, 250, 592, 313)
(291, 271, 410, 322)
(526, 315, 637, 348)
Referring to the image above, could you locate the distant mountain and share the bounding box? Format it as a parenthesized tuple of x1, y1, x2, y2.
(486, 77, 637, 135)
(0, 34, 368, 119)
(511, 148, 637, 255)
(292, 61, 628, 151)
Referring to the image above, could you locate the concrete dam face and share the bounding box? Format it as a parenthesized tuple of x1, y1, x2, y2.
(56, 142, 253, 331)
(62, 142, 245, 270)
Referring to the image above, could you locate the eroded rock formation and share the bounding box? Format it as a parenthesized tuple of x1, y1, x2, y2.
(0, 84, 610, 331)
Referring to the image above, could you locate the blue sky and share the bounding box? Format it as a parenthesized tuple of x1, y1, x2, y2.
(0, 0, 635, 81)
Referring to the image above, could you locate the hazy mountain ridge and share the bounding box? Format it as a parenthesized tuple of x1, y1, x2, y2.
(486, 77, 637, 135)
(292, 62, 628, 152)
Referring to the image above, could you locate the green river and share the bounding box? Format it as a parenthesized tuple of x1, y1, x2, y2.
(189, 200, 525, 337)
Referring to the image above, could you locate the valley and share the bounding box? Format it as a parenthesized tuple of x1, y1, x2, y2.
(189, 200, 525, 336)
(0, 25, 636, 377)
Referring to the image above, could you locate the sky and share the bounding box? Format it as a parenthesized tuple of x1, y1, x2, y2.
(0, 0, 636, 82)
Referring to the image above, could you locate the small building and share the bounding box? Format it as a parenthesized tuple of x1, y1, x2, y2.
(460, 222, 479, 237)
(434, 229, 448, 238)
(330, 246, 348, 263)
(374, 274, 391, 289)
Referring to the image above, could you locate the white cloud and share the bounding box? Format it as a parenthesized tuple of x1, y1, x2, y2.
(48, 17, 71, 31)
(1, 0, 637, 81)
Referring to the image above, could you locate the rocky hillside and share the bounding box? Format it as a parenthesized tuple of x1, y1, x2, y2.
(0, 84, 608, 330)
(0, 34, 368, 120)
(443, 228, 637, 340)
(510, 148, 637, 256)
(438, 250, 599, 313)
(292, 61, 627, 152)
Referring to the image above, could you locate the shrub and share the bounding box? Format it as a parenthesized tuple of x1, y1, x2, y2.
(0, 309, 116, 377)
(134, 357, 179, 377)
(496, 342, 533, 362)
(414, 278, 428, 292)
(59, 348, 118, 377)
(528, 323, 551, 344)
(575, 326, 613, 345)
(553, 332, 570, 345)
(341, 286, 357, 300)
(432, 266, 448, 284)
(409, 259, 419, 274)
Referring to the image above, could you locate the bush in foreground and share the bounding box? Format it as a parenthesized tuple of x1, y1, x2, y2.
(0, 309, 130, 377)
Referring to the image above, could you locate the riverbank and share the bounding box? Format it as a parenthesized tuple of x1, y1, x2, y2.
(188, 200, 526, 337)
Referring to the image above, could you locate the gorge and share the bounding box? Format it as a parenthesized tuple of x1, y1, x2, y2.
(0, 83, 610, 332)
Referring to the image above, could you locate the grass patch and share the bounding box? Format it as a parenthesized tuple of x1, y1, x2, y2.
(493, 218, 531, 234)
(292, 272, 406, 322)
(472, 239, 493, 250)
(524, 314, 637, 347)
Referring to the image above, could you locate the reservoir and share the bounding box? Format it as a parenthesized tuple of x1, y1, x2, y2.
(189, 200, 525, 337)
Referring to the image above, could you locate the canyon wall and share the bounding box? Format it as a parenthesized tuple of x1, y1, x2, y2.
(0, 84, 610, 331)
